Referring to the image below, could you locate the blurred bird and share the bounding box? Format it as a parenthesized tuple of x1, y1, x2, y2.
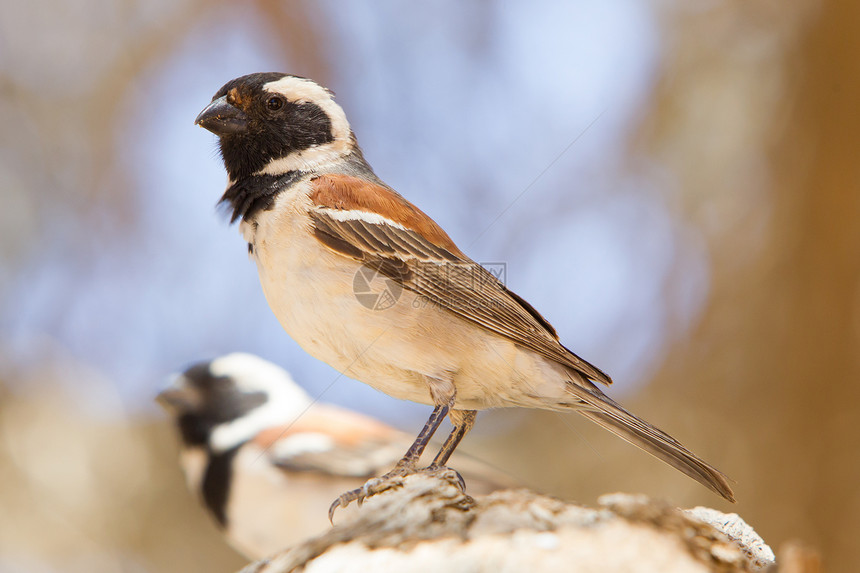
(193, 73, 735, 515)
(157, 353, 512, 559)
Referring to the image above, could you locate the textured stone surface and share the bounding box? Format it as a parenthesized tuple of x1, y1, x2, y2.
(240, 472, 773, 573)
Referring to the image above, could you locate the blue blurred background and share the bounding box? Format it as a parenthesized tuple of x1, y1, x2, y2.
(3, 1, 679, 419)
(1, 1, 856, 572)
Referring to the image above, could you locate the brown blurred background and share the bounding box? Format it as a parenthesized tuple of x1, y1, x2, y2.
(0, 1, 856, 572)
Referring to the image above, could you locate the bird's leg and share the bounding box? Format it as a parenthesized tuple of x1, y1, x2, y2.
(328, 401, 451, 521)
(394, 402, 451, 469)
(420, 409, 477, 492)
(430, 409, 477, 468)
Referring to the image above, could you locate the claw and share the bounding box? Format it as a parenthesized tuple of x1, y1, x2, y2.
(425, 465, 466, 492)
(449, 468, 466, 491)
(328, 497, 343, 524)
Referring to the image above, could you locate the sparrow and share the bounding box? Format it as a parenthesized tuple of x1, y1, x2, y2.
(193, 73, 735, 515)
(156, 352, 513, 559)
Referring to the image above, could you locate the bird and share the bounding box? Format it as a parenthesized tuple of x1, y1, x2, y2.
(193, 73, 735, 516)
(156, 352, 513, 559)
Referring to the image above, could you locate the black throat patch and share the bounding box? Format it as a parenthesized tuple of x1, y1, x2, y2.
(219, 170, 307, 223)
(202, 446, 240, 528)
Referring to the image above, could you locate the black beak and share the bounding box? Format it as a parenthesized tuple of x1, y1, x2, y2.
(156, 375, 200, 412)
(195, 95, 249, 136)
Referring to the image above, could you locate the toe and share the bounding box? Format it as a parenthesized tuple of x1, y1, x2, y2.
(425, 465, 467, 491)
(449, 468, 466, 491)
(328, 472, 410, 522)
(328, 487, 363, 523)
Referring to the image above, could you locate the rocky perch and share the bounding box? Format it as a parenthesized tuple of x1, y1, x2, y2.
(240, 471, 774, 573)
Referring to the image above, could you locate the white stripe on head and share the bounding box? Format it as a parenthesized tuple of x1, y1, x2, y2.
(255, 76, 352, 176)
(208, 353, 313, 453)
(262, 76, 350, 142)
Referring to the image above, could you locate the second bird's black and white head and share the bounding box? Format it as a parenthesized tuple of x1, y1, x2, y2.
(158, 352, 312, 457)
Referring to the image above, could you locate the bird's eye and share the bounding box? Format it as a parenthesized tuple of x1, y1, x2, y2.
(266, 96, 284, 111)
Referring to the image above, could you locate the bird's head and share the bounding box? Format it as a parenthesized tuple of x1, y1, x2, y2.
(195, 73, 353, 181)
(157, 353, 311, 452)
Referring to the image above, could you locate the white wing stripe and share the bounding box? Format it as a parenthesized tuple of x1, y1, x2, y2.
(319, 207, 409, 230)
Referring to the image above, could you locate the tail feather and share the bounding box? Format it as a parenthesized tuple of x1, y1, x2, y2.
(567, 379, 736, 503)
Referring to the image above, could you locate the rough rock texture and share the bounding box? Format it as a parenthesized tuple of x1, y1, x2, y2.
(685, 506, 774, 570)
(240, 471, 773, 573)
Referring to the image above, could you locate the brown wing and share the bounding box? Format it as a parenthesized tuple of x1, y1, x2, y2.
(308, 174, 612, 385)
(254, 405, 405, 478)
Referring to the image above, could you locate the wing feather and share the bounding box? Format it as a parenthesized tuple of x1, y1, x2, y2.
(306, 176, 611, 385)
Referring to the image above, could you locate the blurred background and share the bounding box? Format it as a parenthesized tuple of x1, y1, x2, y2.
(1, 0, 856, 571)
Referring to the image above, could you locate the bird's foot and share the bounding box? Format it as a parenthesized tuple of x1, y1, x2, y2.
(329, 461, 417, 522)
(328, 464, 467, 522)
(423, 464, 467, 493)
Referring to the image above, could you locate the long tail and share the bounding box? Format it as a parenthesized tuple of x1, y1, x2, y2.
(567, 376, 735, 503)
